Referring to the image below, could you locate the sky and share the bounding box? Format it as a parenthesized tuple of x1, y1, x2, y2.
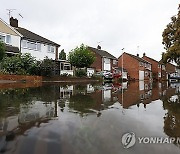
(0, 0, 179, 61)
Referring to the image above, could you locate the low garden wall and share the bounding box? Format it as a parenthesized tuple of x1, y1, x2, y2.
(0, 74, 42, 82)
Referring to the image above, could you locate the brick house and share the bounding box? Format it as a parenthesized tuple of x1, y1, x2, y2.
(88, 46, 118, 72)
(142, 53, 167, 81)
(118, 52, 152, 80)
(165, 63, 177, 79)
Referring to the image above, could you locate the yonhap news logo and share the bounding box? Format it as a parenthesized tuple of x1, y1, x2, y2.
(122, 132, 180, 149)
(121, 132, 136, 149)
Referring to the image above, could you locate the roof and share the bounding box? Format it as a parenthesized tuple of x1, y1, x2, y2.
(15, 27, 60, 47)
(5, 44, 20, 54)
(143, 55, 160, 64)
(88, 46, 117, 60)
(124, 52, 151, 64)
(0, 18, 22, 37)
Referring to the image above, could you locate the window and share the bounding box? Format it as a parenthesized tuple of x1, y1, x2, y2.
(48, 45, 54, 53)
(22, 40, 27, 48)
(27, 41, 36, 50)
(22, 40, 41, 51)
(6, 35, 11, 44)
(61, 63, 71, 70)
(64, 64, 71, 70)
(0, 35, 5, 42)
(139, 62, 144, 67)
(158, 64, 161, 68)
(158, 72, 161, 77)
(113, 60, 117, 65)
(162, 65, 165, 70)
(37, 43, 41, 51)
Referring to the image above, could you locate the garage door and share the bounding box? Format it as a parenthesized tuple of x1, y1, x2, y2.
(139, 71, 144, 80)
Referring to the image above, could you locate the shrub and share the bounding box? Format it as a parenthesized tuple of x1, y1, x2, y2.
(75, 69, 87, 77)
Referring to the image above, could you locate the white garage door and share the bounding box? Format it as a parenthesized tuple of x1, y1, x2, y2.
(104, 58, 111, 71)
(139, 71, 144, 80)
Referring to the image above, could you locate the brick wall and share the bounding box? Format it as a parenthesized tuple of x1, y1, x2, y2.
(90, 50, 102, 72)
(166, 63, 176, 74)
(118, 53, 139, 80)
(0, 74, 42, 82)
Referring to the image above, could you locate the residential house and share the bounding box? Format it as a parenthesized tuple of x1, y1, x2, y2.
(165, 62, 178, 79)
(0, 17, 73, 76)
(9, 17, 60, 60)
(88, 46, 118, 72)
(0, 18, 21, 55)
(118, 52, 152, 80)
(142, 53, 167, 81)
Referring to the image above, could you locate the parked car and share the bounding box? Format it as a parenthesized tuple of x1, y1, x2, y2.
(96, 71, 113, 79)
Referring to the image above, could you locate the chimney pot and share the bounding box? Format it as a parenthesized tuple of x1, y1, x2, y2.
(137, 54, 139, 57)
(143, 53, 146, 57)
(97, 45, 101, 50)
(10, 17, 18, 28)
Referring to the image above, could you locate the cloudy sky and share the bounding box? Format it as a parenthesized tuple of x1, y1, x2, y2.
(0, 0, 179, 60)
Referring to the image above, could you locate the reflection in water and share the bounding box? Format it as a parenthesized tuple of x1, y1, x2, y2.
(0, 82, 179, 154)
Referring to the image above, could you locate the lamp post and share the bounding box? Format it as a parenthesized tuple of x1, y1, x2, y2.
(121, 48, 124, 111)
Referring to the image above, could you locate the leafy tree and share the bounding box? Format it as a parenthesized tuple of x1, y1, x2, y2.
(0, 41, 5, 61)
(162, 4, 180, 67)
(40, 57, 56, 76)
(68, 44, 95, 68)
(59, 49, 66, 60)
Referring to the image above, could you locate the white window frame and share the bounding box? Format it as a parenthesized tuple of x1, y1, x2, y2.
(47, 45, 55, 53)
(22, 40, 41, 51)
(0, 34, 6, 43)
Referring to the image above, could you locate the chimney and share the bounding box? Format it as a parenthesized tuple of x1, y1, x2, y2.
(137, 53, 139, 57)
(143, 53, 146, 57)
(10, 17, 18, 28)
(97, 45, 101, 50)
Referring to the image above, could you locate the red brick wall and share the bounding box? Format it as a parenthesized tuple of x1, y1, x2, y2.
(118, 53, 139, 80)
(90, 50, 102, 72)
(166, 63, 176, 74)
(0, 74, 42, 82)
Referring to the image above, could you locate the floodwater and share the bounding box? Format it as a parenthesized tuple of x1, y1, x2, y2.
(0, 81, 180, 154)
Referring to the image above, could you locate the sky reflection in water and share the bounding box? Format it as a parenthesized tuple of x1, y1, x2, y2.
(0, 81, 180, 154)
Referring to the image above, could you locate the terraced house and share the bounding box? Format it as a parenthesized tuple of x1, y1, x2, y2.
(118, 52, 152, 80)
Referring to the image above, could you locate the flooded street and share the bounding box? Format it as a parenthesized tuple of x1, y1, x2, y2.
(0, 81, 180, 154)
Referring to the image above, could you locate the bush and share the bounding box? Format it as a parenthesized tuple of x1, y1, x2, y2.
(75, 69, 87, 77)
(0, 42, 5, 61)
(0, 53, 38, 75)
(40, 57, 55, 76)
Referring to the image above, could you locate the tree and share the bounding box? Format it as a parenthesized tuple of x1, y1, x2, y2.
(68, 44, 95, 68)
(59, 49, 66, 60)
(0, 42, 5, 61)
(162, 4, 180, 67)
(40, 57, 56, 76)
